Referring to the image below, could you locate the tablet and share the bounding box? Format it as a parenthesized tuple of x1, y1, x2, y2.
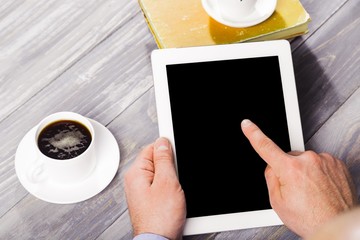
(151, 40, 305, 236)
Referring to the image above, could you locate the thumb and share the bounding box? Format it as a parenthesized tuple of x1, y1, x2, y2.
(153, 137, 177, 180)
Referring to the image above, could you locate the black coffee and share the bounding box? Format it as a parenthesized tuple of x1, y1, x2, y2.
(37, 120, 92, 160)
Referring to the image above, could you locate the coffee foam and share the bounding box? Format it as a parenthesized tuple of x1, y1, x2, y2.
(38, 121, 92, 159)
(46, 130, 86, 153)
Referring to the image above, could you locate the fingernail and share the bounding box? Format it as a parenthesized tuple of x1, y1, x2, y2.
(155, 137, 169, 151)
(241, 119, 252, 127)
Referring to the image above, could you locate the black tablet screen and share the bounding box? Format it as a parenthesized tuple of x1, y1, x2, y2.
(166, 56, 291, 218)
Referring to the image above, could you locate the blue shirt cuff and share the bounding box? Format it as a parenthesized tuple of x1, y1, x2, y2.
(133, 233, 169, 240)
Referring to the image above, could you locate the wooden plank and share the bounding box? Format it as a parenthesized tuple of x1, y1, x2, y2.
(0, 12, 157, 218)
(290, 0, 347, 49)
(0, 0, 141, 122)
(306, 88, 360, 197)
(0, 0, 25, 21)
(97, 209, 134, 240)
(292, 0, 360, 141)
(97, 89, 160, 240)
(211, 225, 299, 240)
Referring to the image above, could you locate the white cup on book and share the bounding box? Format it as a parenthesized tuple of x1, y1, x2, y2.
(218, 0, 256, 21)
(201, 0, 277, 28)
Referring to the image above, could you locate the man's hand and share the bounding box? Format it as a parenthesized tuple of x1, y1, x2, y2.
(241, 119, 357, 238)
(124, 137, 186, 240)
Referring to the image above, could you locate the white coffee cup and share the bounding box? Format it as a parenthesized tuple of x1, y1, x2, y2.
(28, 112, 96, 184)
(217, 0, 257, 21)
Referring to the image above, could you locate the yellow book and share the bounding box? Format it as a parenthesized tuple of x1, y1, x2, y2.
(138, 0, 311, 48)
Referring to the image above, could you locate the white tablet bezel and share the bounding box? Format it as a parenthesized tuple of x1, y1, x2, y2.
(151, 40, 304, 236)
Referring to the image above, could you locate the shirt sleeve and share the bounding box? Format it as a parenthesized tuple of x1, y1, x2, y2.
(133, 233, 169, 240)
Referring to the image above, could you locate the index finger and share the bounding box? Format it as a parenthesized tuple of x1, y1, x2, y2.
(241, 119, 289, 173)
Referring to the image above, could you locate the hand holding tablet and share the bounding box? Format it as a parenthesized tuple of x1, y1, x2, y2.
(124, 138, 186, 240)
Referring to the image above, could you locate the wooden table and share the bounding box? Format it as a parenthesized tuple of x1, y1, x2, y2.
(0, 0, 359, 239)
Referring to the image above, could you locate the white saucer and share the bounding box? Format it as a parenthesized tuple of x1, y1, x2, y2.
(201, 0, 277, 28)
(15, 118, 120, 204)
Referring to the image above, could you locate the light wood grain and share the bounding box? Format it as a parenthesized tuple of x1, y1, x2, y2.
(306, 87, 360, 196)
(290, 0, 348, 50)
(0, 0, 141, 122)
(97, 89, 159, 240)
(293, 0, 360, 141)
(0, 12, 156, 218)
